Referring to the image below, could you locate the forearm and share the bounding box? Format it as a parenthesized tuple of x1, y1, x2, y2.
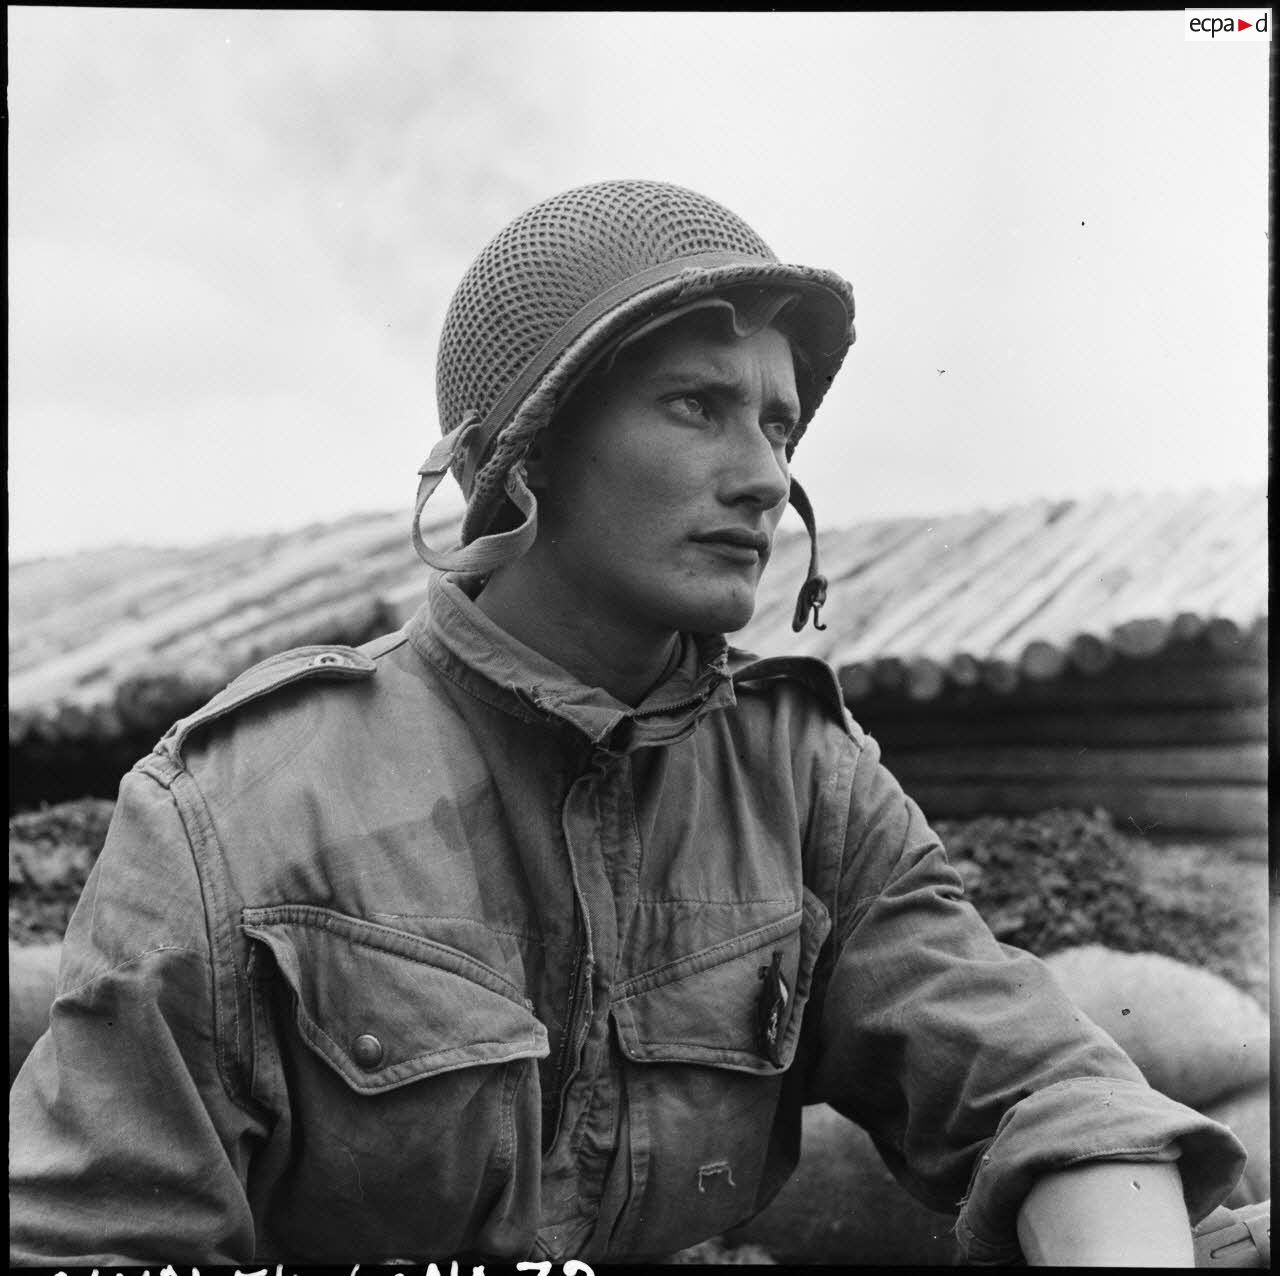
(1016, 1160, 1193, 1267)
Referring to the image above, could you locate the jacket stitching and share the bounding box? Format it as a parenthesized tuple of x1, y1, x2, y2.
(164, 766, 260, 1120)
(417, 636, 552, 725)
(616, 898, 828, 1062)
(835, 740, 917, 944)
(367, 912, 549, 945)
(408, 594, 555, 725)
(165, 652, 374, 762)
(246, 904, 531, 1005)
(815, 755, 855, 950)
(494, 1056, 521, 1196)
(632, 895, 795, 906)
(620, 755, 646, 882)
(297, 1011, 543, 1074)
(614, 909, 803, 998)
(1061, 1143, 1176, 1164)
(565, 1035, 612, 1175)
(358, 629, 410, 660)
(56, 943, 208, 1002)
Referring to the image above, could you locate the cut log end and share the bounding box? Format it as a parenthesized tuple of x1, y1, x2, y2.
(873, 657, 906, 693)
(1171, 612, 1206, 643)
(1111, 617, 1171, 660)
(905, 658, 946, 702)
(1020, 639, 1066, 682)
(839, 663, 876, 702)
(979, 660, 1020, 695)
(1206, 617, 1245, 654)
(1069, 632, 1114, 676)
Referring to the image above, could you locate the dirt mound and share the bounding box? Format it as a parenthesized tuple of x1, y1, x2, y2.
(935, 807, 1267, 1004)
(9, 798, 116, 945)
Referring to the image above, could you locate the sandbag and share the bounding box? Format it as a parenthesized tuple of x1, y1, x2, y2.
(1043, 945, 1269, 1109)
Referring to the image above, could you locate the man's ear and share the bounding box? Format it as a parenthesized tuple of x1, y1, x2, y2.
(523, 436, 550, 492)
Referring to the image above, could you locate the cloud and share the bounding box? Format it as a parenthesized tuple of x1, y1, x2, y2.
(7, 10, 1269, 560)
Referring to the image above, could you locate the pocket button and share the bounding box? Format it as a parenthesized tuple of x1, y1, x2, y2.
(352, 1033, 385, 1069)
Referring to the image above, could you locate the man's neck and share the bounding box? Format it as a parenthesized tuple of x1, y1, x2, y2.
(474, 568, 681, 707)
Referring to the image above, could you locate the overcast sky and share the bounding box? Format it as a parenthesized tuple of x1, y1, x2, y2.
(8, 9, 1270, 562)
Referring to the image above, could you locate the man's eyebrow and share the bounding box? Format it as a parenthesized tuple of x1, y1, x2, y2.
(647, 366, 801, 418)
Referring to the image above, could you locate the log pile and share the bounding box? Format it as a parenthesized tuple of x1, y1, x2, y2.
(735, 484, 1267, 852)
(856, 631, 1268, 852)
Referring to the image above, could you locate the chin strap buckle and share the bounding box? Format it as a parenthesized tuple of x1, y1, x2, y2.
(788, 476, 828, 633)
(793, 572, 829, 633)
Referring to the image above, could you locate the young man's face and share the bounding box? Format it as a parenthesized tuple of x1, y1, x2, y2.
(530, 313, 798, 638)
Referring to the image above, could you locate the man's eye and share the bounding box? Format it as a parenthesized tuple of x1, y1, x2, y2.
(763, 419, 796, 446)
(669, 394, 710, 419)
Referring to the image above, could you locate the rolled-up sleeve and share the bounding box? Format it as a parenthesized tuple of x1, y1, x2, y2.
(9, 767, 265, 1266)
(806, 727, 1247, 1263)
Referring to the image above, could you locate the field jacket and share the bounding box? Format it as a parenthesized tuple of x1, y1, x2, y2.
(9, 573, 1245, 1266)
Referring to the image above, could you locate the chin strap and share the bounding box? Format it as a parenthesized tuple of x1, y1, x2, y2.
(411, 417, 538, 575)
(788, 477, 828, 633)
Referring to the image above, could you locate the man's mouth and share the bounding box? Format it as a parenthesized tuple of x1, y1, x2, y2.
(690, 528, 771, 562)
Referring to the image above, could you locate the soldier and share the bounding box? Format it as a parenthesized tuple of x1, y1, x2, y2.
(10, 180, 1245, 1266)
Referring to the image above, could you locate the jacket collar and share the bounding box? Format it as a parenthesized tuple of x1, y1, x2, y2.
(405, 573, 739, 753)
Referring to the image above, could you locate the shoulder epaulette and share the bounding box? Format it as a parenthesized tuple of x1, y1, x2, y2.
(159, 643, 379, 763)
(729, 653, 853, 733)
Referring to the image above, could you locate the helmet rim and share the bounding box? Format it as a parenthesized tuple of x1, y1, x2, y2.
(457, 256, 854, 546)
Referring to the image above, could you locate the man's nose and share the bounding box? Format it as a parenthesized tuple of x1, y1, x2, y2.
(721, 419, 791, 512)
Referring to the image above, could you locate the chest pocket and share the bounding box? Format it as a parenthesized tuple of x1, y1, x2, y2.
(242, 905, 548, 1260)
(612, 888, 830, 1072)
(607, 888, 831, 1253)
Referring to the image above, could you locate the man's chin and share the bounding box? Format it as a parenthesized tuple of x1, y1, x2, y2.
(677, 590, 758, 636)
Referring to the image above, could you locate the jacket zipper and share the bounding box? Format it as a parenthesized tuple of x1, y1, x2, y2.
(629, 678, 723, 722)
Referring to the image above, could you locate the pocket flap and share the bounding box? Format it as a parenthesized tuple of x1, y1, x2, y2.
(612, 889, 831, 1074)
(243, 905, 548, 1093)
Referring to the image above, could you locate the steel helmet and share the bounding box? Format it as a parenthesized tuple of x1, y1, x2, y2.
(413, 178, 856, 631)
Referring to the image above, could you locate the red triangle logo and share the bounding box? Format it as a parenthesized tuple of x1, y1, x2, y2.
(1239, 18, 1252, 30)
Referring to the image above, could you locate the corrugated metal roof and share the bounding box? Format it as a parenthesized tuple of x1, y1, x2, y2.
(8, 485, 1267, 723)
